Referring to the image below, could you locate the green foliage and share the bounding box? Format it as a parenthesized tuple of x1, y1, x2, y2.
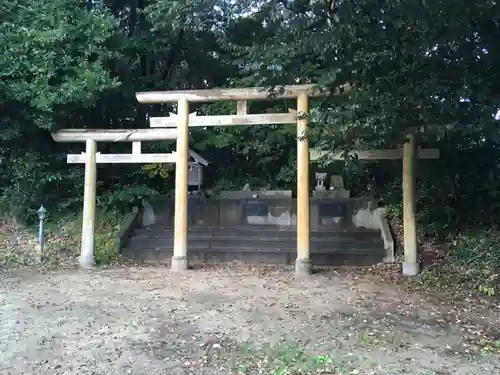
(451, 230, 500, 295)
(0, 206, 125, 267)
(420, 229, 500, 296)
(98, 185, 159, 212)
(225, 342, 349, 375)
(0, 0, 500, 281)
(480, 340, 500, 355)
(230, 0, 500, 145)
(420, 270, 448, 290)
(45, 209, 124, 265)
(0, 0, 120, 132)
(141, 163, 171, 179)
(0, 0, 121, 221)
(0, 152, 84, 222)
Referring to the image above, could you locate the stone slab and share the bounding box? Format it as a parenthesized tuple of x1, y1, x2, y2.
(219, 190, 292, 199)
(123, 248, 385, 267)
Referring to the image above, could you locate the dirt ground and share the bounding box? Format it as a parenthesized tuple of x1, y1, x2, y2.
(0, 265, 499, 375)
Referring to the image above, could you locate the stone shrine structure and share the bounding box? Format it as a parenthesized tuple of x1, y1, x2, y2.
(124, 173, 395, 267)
(313, 173, 350, 199)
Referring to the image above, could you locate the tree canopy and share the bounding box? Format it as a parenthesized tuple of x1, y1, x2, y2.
(1, 0, 500, 232)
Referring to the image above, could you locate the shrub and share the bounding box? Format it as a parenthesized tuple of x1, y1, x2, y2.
(45, 209, 124, 265)
(98, 184, 158, 213)
(449, 230, 500, 295)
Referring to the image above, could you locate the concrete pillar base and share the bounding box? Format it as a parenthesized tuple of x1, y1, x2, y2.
(383, 254, 395, 263)
(402, 262, 420, 276)
(78, 256, 95, 270)
(171, 256, 188, 271)
(295, 258, 312, 277)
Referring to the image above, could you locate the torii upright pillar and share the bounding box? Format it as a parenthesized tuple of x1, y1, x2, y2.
(81, 139, 97, 268)
(295, 93, 311, 276)
(171, 98, 190, 271)
(402, 132, 418, 276)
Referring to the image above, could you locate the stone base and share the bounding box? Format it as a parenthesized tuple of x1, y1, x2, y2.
(312, 189, 350, 199)
(79, 255, 95, 270)
(171, 256, 189, 271)
(295, 258, 312, 277)
(402, 262, 420, 276)
(383, 254, 395, 263)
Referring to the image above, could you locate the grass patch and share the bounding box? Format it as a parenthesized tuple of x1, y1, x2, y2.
(0, 208, 127, 268)
(44, 209, 125, 265)
(479, 340, 500, 355)
(210, 341, 450, 375)
(212, 341, 356, 375)
(418, 229, 500, 298)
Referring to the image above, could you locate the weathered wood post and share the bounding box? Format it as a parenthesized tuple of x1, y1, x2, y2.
(80, 139, 97, 268)
(296, 93, 311, 276)
(402, 132, 418, 276)
(172, 98, 190, 271)
(52, 128, 178, 269)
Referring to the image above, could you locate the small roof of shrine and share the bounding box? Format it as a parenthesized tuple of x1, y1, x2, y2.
(188, 149, 209, 166)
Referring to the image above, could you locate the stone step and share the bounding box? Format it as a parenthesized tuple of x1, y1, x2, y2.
(131, 233, 382, 242)
(122, 248, 385, 267)
(123, 221, 386, 267)
(140, 223, 377, 231)
(125, 236, 383, 252)
(133, 226, 381, 241)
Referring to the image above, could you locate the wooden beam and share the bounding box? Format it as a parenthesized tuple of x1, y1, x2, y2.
(67, 153, 177, 164)
(52, 128, 178, 142)
(296, 93, 311, 276)
(402, 133, 419, 276)
(136, 84, 324, 103)
(172, 98, 190, 271)
(310, 148, 440, 161)
(237, 100, 248, 115)
(150, 113, 297, 128)
(80, 139, 97, 269)
(132, 141, 141, 155)
(166, 111, 198, 118)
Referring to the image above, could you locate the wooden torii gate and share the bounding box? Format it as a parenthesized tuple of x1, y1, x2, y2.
(51, 84, 430, 276)
(310, 132, 440, 276)
(136, 85, 328, 275)
(51, 128, 177, 268)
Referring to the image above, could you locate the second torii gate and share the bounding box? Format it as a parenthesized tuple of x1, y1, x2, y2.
(51, 128, 178, 268)
(310, 133, 440, 276)
(135, 85, 335, 275)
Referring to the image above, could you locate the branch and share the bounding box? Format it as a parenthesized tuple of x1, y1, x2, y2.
(161, 26, 185, 83)
(326, 0, 339, 25)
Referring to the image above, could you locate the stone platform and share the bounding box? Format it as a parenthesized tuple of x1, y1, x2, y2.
(122, 225, 386, 266)
(121, 195, 393, 267)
